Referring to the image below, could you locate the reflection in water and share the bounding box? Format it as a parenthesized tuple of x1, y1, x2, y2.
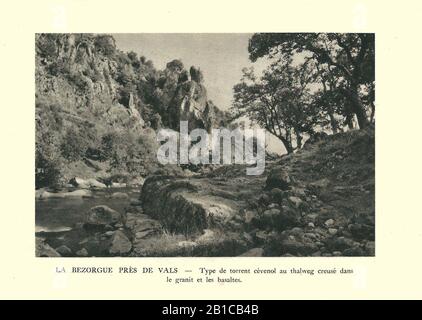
(35, 188, 139, 231)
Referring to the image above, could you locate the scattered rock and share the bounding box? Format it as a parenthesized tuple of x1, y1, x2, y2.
(197, 229, 216, 243)
(328, 228, 338, 236)
(135, 229, 156, 239)
(265, 167, 292, 190)
(270, 188, 285, 202)
(69, 177, 90, 188)
(70, 177, 106, 189)
(324, 219, 335, 227)
(55, 245, 72, 257)
(85, 205, 124, 227)
(365, 241, 375, 256)
(258, 193, 271, 205)
(263, 208, 281, 218)
(111, 192, 129, 199)
(288, 196, 303, 208)
(76, 248, 89, 257)
(273, 207, 300, 230)
(255, 230, 270, 242)
(343, 246, 364, 256)
(89, 179, 107, 189)
(327, 236, 355, 251)
(111, 182, 126, 188)
(278, 239, 317, 256)
(177, 241, 197, 249)
(349, 223, 375, 241)
(130, 199, 143, 206)
(238, 248, 264, 257)
(305, 213, 318, 223)
(36, 238, 61, 257)
(109, 231, 132, 255)
(244, 210, 258, 224)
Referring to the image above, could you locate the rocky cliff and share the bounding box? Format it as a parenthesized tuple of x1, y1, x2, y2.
(35, 34, 229, 188)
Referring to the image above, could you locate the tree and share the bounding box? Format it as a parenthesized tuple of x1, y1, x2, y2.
(248, 33, 375, 129)
(60, 128, 90, 161)
(232, 59, 322, 153)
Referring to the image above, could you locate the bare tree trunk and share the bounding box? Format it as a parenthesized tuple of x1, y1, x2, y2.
(295, 130, 302, 149)
(340, 86, 369, 129)
(328, 112, 339, 134)
(351, 96, 369, 129)
(278, 135, 294, 154)
(370, 102, 375, 123)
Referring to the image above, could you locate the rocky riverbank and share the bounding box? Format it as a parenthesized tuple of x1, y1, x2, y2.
(36, 126, 375, 257)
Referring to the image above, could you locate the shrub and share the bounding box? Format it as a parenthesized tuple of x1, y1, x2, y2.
(94, 35, 116, 57)
(35, 132, 63, 188)
(35, 151, 63, 189)
(67, 72, 89, 92)
(60, 128, 89, 161)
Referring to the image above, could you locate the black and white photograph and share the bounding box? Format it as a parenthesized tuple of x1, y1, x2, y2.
(35, 33, 375, 258)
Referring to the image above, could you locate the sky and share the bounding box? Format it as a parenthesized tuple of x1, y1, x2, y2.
(113, 33, 284, 153)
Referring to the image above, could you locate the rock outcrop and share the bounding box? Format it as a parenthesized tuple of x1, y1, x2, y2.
(85, 205, 125, 227)
(35, 34, 228, 189)
(138, 127, 375, 257)
(140, 173, 263, 235)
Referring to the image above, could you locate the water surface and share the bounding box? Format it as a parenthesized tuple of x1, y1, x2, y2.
(35, 188, 139, 232)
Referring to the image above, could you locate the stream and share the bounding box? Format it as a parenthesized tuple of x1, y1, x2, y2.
(35, 187, 140, 233)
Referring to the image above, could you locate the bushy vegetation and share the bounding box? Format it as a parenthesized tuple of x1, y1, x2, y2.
(99, 129, 158, 175)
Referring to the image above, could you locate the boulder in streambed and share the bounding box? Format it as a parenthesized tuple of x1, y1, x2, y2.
(110, 192, 129, 199)
(76, 248, 89, 257)
(111, 182, 126, 188)
(85, 205, 125, 227)
(140, 176, 244, 235)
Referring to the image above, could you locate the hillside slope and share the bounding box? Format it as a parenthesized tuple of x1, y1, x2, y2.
(135, 126, 375, 257)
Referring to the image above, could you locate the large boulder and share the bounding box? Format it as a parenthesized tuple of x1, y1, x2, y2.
(85, 205, 124, 227)
(110, 192, 129, 199)
(141, 176, 244, 235)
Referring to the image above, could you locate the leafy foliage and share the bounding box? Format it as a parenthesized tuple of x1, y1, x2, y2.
(232, 59, 323, 153)
(248, 33, 375, 129)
